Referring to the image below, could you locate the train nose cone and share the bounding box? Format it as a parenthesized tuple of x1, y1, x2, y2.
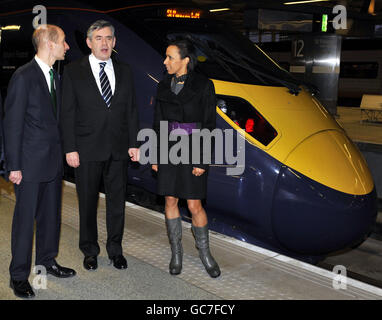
(271, 130, 377, 255)
(285, 129, 374, 196)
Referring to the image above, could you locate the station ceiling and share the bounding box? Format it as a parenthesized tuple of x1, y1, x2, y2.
(66, 0, 382, 25)
(1, 0, 381, 32)
(76, 0, 382, 34)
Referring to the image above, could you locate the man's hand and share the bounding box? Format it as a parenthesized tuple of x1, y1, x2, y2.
(192, 167, 205, 177)
(9, 170, 22, 185)
(66, 151, 80, 168)
(151, 164, 158, 172)
(128, 148, 140, 162)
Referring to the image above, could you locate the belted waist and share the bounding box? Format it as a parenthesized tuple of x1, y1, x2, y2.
(168, 122, 201, 135)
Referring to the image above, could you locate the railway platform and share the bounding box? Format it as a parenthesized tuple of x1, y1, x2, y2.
(0, 179, 381, 301)
(337, 106, 382, 145)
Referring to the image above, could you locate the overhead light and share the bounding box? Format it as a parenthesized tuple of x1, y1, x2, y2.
(1, 25, 21, 30)
(368, 0, 376, 15)
(209, 8, 230, 12)
(284, 0, 330, 5)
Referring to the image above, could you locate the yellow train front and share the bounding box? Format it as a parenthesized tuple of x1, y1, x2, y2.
(212, 79, 377, 260)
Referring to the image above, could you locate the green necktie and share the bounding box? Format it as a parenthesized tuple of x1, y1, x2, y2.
(49, 69, 57, 117)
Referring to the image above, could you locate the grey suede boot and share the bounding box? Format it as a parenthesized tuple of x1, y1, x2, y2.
(191, 224, 221, 278)
(165, 217, 183, 275)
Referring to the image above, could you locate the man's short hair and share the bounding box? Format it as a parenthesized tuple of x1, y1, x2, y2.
(87, 20, 115, 39)
(32, 24, 60, 52)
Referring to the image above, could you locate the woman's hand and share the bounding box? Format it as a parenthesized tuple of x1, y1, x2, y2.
(192, 167, 205, 176)
(152, 164, 158, 172)
(128, 148, 140, 162)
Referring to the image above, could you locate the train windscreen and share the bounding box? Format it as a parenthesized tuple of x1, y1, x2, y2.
(217, 95, 278, 146)
(114, 14, 301, 91)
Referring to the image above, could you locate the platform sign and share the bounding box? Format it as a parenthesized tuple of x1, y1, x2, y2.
(290, 34, 341, 115)
(165, 8, 202, 19)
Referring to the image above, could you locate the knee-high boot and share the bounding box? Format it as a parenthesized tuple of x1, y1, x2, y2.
(165, 217, 183, 275)
(191, 224, 221, 278)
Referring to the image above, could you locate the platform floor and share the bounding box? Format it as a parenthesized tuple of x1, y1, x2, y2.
(337, 106, 382, 145)
(0, 179, 381, 300)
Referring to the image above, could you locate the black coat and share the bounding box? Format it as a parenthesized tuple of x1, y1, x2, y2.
(60, 56, 139, 162)
(153, 72, 216, 199)
(3, 59, 63, 182)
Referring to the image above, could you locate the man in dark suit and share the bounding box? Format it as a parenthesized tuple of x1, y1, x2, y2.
(60, 20, 139, 271)
(3, 25, 76, 299)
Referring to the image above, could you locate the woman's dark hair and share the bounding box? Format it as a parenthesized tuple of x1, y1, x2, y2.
(168, 38, 197, 72)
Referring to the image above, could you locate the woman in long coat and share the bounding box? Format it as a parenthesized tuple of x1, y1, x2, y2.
(152, 39, 220, 278)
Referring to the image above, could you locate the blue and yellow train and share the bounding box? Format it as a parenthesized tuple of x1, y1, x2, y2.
(0, 1, 377, 263)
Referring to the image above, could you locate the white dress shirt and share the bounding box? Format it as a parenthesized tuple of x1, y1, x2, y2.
(34, 55, 54, 92)
(88, 54, 116, 95)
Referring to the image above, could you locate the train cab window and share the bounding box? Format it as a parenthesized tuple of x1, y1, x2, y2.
(217, 95, 277, 146)
(340, 62, 379, 79)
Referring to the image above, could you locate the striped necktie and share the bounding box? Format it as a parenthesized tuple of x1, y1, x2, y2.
(49, 69, 57, 117)
(99, 62, 112, 107)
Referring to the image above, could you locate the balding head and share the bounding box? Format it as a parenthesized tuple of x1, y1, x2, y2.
(32, 24, 69, 66)
(32, 24, 62, 52)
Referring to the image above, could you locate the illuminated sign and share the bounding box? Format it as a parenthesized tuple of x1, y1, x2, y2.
(321, 14, 328, 32)
(1, 25, 21, 31)
(166, 8, 201, 19)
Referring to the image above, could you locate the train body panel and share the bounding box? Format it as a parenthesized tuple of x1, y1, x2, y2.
(272, 166, 377, 254)
(214, 80, 374, 195)
(284, 129, 374, 195)
(214, 81, 340, 157)
(0, 2, 377, 263)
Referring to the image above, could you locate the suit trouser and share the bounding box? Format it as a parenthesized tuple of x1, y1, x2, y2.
(75, 157, 128, 258)
(9, 174, 62, 281)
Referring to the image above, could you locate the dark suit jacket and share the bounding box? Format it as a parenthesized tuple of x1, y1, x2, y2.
(3, 59, 63, 182)
(60, 56, 139, 162)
